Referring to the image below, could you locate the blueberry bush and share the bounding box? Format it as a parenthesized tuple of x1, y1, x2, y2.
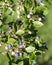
(0, 0, 48, 65)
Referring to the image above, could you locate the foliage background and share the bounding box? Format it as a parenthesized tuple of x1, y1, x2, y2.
(38, 5, 52, 65)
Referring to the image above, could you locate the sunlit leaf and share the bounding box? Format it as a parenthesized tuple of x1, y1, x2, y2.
(18, 61, 23, 65)
(33, 21, 43, 27)
(25, 46, 35, 53)
(16, 29, 24, 35)
(7, 38, 16, 43)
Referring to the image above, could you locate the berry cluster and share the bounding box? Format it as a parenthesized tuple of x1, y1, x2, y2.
(0, 0, 48, 65)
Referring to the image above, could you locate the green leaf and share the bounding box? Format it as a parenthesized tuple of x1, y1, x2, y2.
(24, 6, 28, 14)
(12, 63, 17, 65)
(12, 11, 17, 22)
(4, 11, 17, 23)
(23, 53, 28, 58)
(5, 0, 7, 2)
(29, 53, 37, 60)
(0, 25, 8, 32)
(33, 21, 43, 28)
(5, 8, 12, 15)
(5, 15, 13, 23)
(7, 38, 16, 43)
(14, 23, 17, 32)
(43, 9, 48, 16)
(18, 61, 23, 65)
(11, 0, 18, 4)
(25, 46, 35, 53)
(1, 35, 8, 43)
(16, 29, 24, 35)
(35, 50, 42, 55)
(0, 21, 2, 26)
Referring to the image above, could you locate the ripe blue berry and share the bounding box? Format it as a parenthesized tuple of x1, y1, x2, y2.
(19, 41, 23, 45)
(17, 20, 22, 25)
(37, 0, 42, 3)
(36, 36, 40, 40)
(42, 16, 46, 20)
(19, 41, 25, 48)
(8, 44, 12, 49)
(43, 46, 48, 50)
(33, 60, 37, 64)
(43, 42, 48, 50)
(35, 44, 39, 50)
(9, 25, 12, 29)
(15, 52, 20, 57)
